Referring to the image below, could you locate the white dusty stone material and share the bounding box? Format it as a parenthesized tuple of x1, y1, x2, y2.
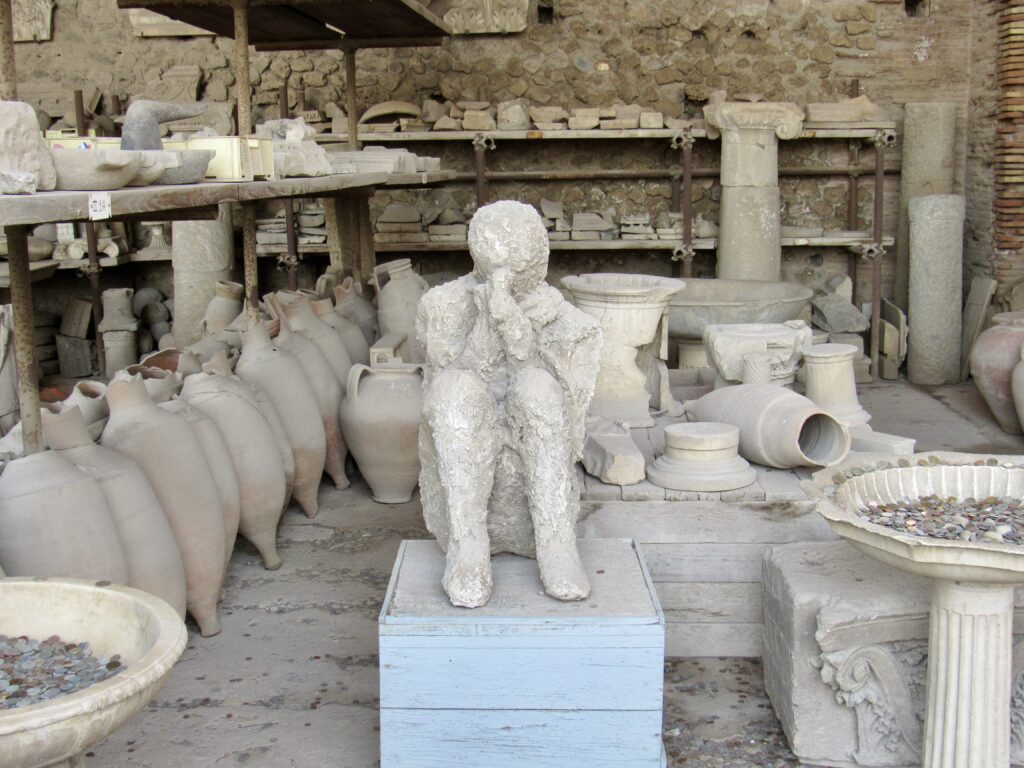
(50, 148, 143, 191)
(562, 273, 684, 427)
(811, 292, 869, 334)
(907, 194, 965, 386)
(742, 352, 773, 384)
(496, 98, 530, 130)
(703, 320, 811, 386)
(895, 103, 957, 311)
(802, 343, 871, 428)
(581, 417, 646, 486)
(848, 425, 916, 454)
(172, 203, 234, 346)
(667, 278, 813, 341)
(0, 100, 56, 193)
(646, 422, 755, 492)
(462, 109, 496, 131)
(703, 92, 804, 282)
(416, 201, 602, 609)
(97, 288, 139, 333)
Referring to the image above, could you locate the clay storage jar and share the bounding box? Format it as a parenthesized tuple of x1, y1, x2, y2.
(203, 280, 244, 337)
(341, 363, 424, 503)
(62, 379, 109, 438)
(266, 304, 349, 491)
(371, 259, 429, 362)
(275, 290, 354, 388)
(312, 297, 370, 366)
(101, 372, 226, 636)
(42, 406, 187, 616)
(180, 364, 288, 570)
(334, 276, 378, 345)
(236, 321, 326, 518)
(0, 445, 130, 585)
(970, 311, 1024, 434)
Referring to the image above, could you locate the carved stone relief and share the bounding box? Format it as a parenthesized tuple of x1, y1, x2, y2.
(13, 0, 54, 42)
(442, 0, 529, 34)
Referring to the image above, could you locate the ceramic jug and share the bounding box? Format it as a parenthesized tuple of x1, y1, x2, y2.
(371, 259, 428, 362)
(101, 372, 226, 637)
(180, 365, 287, 570)
(236, 322, 326, 518)
(274, 291, 354, 388)
(341, 363, 423, 503)
(971, 311, 1024, 434)
(268, 309, 349, 491)
(312, 297, 370, 366)
(63, 379, 109, 438)
(333, 276, 378, 345)
(0, 447, 129, 585)
(160, 398, 241, 576)
(42, 406, 187, 616)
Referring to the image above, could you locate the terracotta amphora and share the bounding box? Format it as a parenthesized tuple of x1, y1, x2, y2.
(312, 297, 370, 366)
(0, 447, 130, 585)
(274, 291, 354, 389)
(341, 363, 423, 503)
(971, 311, 1024, 434)
(42, 406, 187, 616)
(180, 363, 287, 570)
(236, 322, 326, 518)
(203, 280, 244, 338)
(370, 258, 428, 362)
(101, 372, 225, 636)
(333, 276, 378, 345)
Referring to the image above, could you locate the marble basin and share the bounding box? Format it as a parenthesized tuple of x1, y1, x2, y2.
(0, 578, 187, 768)
(128, 150, 180, 186)
(157, 150, 215, 185)
(50, 149, 142, 191)
(667, 278, 813, 339)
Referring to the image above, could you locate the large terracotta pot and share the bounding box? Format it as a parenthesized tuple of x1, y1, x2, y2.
(683, 383, 850, 468)
(159, 398, 241, 576)
(274, 291, 354, 388)
(180, 367, 287, 570)
(203, 280, 244, 337)
(41, 406, 187, 617)
(371, 259, 428, 362)
(971, 311, 1024, 434)
(340, 363, 423, 503)
(0, 448, 129, 585)
(313, 297, 370, 366)
(236, 322, 326, 518)
(101, 373, 226, 637)
(333, 276, 377, 345)
(269, 312, 349, 490)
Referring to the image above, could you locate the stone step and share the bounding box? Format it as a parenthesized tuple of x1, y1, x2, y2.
(577, 501, 836, 658)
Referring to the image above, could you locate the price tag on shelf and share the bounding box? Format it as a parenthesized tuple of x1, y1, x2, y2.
(87, 192, 111, 221)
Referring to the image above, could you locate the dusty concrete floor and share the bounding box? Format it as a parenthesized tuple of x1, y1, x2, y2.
(87, 380, 1024, 768)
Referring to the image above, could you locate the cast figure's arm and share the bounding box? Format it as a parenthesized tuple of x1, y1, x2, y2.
(416, 276, 478, 371)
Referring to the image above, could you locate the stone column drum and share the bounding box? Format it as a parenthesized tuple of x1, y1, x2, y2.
(802, 343, 871, 428)
(172, 203, 234, 346)
(907, 194, 965, 386)
(704, 94, 805, 282)
(894, 102, 957, 312)
(646, 422, 756, 492)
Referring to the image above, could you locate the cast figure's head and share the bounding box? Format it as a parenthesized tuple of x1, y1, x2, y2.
(468, 201, 549, 296)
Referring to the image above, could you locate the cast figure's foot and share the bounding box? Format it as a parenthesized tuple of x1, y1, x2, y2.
(443, 540, 493, 608)
(537, 541, 591, 602)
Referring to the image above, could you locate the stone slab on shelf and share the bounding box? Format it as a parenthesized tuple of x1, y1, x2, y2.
(763, 540, 1024, 768)
(379, 539, 666, 767)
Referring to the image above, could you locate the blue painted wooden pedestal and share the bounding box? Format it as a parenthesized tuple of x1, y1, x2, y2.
(379, 538, 666, 768)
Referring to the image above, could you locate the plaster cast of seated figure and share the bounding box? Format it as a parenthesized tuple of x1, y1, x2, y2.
(416, 200, 602, 608)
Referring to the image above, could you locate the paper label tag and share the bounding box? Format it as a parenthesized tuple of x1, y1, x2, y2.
(87, 192, 111, 221)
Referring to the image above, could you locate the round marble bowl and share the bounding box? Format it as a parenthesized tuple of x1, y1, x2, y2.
(49, 149, 142, 191)
(667, 278, 813, 339)
(0, 578, 187, 768)
(804, 459, 1024, 583)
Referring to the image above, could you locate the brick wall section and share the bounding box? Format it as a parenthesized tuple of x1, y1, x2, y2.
(8, 0, 998, 301)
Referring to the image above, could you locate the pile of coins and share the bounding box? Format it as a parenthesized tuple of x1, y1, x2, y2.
(0, 634, 125, 709)
(858, 495, 1024, 544)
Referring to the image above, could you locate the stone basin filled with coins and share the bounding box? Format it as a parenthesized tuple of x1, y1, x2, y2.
(0, 578, 187, 768)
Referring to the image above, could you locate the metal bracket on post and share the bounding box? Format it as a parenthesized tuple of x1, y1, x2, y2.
(852, 242, 886, 262)
(873, 128, 897, 149)
(669, 127, 695, 151)
(472, 133, 496, 208)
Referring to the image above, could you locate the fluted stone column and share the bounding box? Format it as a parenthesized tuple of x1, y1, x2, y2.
(802, 343, 871, 428)
(907, 194, 965, 385)
(923, 580, 1013, 768)
(704, 93, 804, 282)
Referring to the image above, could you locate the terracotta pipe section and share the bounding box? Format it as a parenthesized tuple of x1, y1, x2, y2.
(0, 0, 15, 100)
(4, 226, 42, 455)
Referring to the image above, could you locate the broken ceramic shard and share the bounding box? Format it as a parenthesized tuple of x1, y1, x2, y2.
(562, 273, 684, 427)
(418, 200, 602, 608)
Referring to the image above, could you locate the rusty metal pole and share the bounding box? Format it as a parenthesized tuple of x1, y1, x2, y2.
(232, 0, 252, 139)
(242, 204, 260, 324)
(279, 85, 299, 291)
(344, 45, 359, 151)
(846, 79, 861, 305)
(681, 131, 694, 277)
(0, 0, 16, 100)
(75, 89, 107, 376)
(473, 134, 489, 208)
(5, 226, 42, 454)
(869, 132, 887, 381)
